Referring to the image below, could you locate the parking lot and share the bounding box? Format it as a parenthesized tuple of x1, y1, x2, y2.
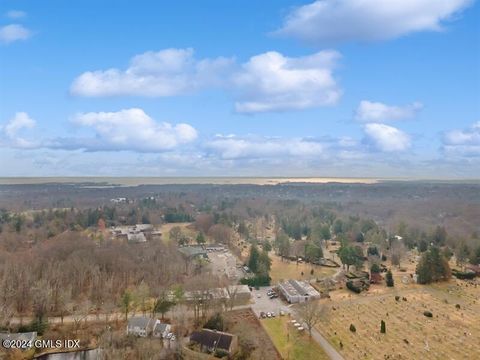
(251, 286, 292, 318)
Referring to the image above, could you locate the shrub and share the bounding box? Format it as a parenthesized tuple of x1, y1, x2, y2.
(240, 275, 271, 287)
(370, 263, 381, 274)
(204, 313, 224, 331)
(346, 281, 362, 294)
(18, 319, 48, 335)
(451, 269, 476, 280)
(214, 349, 229, 358)
(423, 311, 433, 318)
(395, 296, 400, 301)
(349, 324, 356, 333)
(380, 320, 386, 334)
(455, 304, 461, 309)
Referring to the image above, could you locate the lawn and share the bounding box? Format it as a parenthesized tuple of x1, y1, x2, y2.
(159, 222, 195, 243)
(269, 254, 336, 283)
(261, 316, 329, 360)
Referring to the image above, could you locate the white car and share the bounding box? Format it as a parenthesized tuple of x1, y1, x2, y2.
(165, 333, 173, 339)
(170, 335, 176, 341)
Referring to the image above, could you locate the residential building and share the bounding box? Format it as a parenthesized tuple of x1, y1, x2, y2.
(126, 317, 158, 337)
(190, 328, 238, 355)
(153, 322, 172, 338)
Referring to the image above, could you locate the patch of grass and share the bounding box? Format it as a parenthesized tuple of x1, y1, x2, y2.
(262, 317, 329, 360)
(269, 255, 336, 283)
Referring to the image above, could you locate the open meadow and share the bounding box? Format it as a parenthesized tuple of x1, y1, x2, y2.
(269, 255, 337, 283)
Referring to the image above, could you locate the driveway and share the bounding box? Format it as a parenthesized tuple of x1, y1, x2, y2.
(250, 286, 291, 317)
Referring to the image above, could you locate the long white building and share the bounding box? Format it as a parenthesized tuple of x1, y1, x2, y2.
(278, 279, 321, 303)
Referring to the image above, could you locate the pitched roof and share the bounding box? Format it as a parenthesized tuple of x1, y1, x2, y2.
(154, 323, 170, 333)
(127, 316, 154, 329)
(178, 246, 207, 258)
(0, 332, 37, 342)
(190, 329, 234, 352)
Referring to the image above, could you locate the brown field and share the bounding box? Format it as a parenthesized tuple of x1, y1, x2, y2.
(225, 309, 281, 360)
(316, 279, 480, 359)
(269, 255, 337, 283)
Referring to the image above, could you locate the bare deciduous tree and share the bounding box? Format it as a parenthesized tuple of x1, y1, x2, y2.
(297, 300, 327, 337)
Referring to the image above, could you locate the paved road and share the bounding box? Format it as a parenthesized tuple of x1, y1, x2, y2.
(301, 320, 344, 360)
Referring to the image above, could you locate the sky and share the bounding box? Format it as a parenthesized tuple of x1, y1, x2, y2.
(0, 0, 479, 178)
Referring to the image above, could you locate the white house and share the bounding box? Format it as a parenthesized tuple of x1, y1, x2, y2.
(153, 322, 172, 338)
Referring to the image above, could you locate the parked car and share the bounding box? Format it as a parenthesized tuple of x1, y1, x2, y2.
(260, 311, 266, 318)
(166, 333, 173, 339)
(170, 335, 176, 341)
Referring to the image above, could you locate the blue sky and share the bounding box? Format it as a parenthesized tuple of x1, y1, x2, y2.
(0, 0, 479, 177)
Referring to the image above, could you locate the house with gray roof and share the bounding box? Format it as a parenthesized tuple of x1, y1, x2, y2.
(153, 322, 172, 338)
(190, 328, 238, 355)
(126, 317, 159, 337)
(0, 332, 37, 349)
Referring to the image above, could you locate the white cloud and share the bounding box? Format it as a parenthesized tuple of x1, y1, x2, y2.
(4, 112, 36, 137)
(70, 48, 234, 97)
(276, 0, 473, 44)
(443, 121, 480, 156)
(232, 50, 341, 113)
(364, 123, 411, 152)
(6, 10, 27, 19)
(355, 100, 423, 122)
(1, 112, 37, 148)
(0, 24, 31, 44)
(60, 108, 197, 152)
(71, 48, 342, 113)
(206, 135, 327, 159)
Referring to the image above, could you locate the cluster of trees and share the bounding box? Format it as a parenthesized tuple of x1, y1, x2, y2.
(338, 242, 364, 271)
(242, 244, 271, 286)
(416, 246, 451, 284)
(0, 231, 185, 331)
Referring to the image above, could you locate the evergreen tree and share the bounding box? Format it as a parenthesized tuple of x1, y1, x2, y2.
(196, 232, 206, 245)
(386, 270, 394, 287)
(416, 246, 451, 284)
(380, 320, 386, 334)
(248, 244, 260, 273)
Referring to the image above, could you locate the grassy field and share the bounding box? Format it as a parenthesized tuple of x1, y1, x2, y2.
(158, 222, 195, 243)
(269, 255, 336, 283)
(316, 279, 480, 359)
(261, 316, 329, 360)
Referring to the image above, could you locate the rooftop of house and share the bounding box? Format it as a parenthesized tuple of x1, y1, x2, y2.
(190, 328, 234, 352)
(154, 323, 170, 333)
(178, 246, 207, 258)
(127, 317, 156, 329)
(0, 332, 37, 342)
